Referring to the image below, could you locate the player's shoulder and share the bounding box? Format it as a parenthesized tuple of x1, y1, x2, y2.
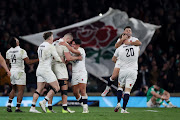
(53, 40, 61, 46)
(150, 86, 155, 91)
(78, 47, 85, 54)
(131, 36, 139, 41)
(78, 47, 84, 51)
(19, 47, 26, 52)
(6, 48, 12, 53)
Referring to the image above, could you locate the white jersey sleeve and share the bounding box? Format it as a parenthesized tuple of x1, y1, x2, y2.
(6, 50, 10, 59)
(51, 45, 62, 62)
(21, 49, 28, 59)
(129, 37, 138, 42)
(114, 47, 120, 58)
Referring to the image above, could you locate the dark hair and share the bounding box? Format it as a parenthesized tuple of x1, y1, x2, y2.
(73, 39, 81, 45)
(43, 32, 53, 40)
(9, 37, 17, 48)
(124, 26, 131, 30)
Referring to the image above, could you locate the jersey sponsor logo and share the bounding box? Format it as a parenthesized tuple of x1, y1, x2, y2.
(9, 51, 18, 53)
(123, 45, 129, 48)
(39, 45, 45, 47)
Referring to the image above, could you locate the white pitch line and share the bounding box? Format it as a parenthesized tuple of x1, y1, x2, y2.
(145, 110, 159, 112)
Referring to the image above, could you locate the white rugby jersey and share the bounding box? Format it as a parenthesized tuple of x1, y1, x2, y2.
(71, 47, 87, 73)
(37, 42, 61, 68)
(6, 46, 27, 70)
(52, 39, 69, 64)
(117, 36, 138, 43)
(114, 44, 139, 70)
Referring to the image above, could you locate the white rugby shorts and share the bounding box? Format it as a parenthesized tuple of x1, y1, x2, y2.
(146, 99, 160, 107)
(52, 63, 68, 79)
(10, 69, 26, 85)
(36, 68, 57, 83)
(71, 71, 88, 86)
(118, 69, 137, 89)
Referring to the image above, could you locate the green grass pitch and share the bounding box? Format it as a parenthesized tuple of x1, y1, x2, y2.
(0, 107, 180, 120)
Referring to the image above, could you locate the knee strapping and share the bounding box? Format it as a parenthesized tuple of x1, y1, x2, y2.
(34, 91, 40, 96)
(61, 90, 68, 95)
(50, 86, 58, 94)
(59, 80, 66, 87)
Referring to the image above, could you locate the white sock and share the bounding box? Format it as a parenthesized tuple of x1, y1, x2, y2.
(110, 77, 114, 81)
(162, 103, 167, 107)
(82, 96, 88, 99)
(7, 103, 11, 106)
(48, 104, 52, 107)
(124, 92, 130, 95)
(43, 96, 49, 103)
(118, 87, 123, 91)
(62, 104, 67, 106)
(168, 102, 173, 106)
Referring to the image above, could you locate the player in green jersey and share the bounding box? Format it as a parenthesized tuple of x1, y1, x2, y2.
(146, 84, 177, 108)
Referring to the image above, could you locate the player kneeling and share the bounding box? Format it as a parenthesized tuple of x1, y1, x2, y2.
(146, 83, 177, 108)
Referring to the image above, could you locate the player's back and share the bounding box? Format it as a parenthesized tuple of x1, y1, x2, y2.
(37, 42, 54, 68)
(52, 40, 69, 63)
(6, 46, 27, 70)
(116, 44, 139, 70)
(71, 47, 86, 73)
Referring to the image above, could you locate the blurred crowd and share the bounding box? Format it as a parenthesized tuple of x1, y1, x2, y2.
(0, 0, 180, 95)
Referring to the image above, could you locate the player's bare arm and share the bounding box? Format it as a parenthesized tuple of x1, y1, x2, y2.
(125, 40, 142, 46)
(115, 34, 128, 48)
(151, 91, 163, 99)
(60, 42, 81, 55)
(24, 57, 39, 65)
(64, 52, 82, 62)
(0, 54, 11, 76)
(131, 40, 142, 46)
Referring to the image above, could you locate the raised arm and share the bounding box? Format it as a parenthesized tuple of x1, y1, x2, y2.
(125, 40, 142, 46)
(131, 40, 142, 46)
(115, 34, 128, 48)
(64, 52, 82, 62)
(60, 42, 81, 55)
(115, 39, 124, 48)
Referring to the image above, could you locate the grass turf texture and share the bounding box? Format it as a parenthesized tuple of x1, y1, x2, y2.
(0, 107, 179, 120)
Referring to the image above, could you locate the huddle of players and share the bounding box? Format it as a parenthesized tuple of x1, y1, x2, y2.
(6, 32, 89, 113)
(101, 26, 177, 113)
